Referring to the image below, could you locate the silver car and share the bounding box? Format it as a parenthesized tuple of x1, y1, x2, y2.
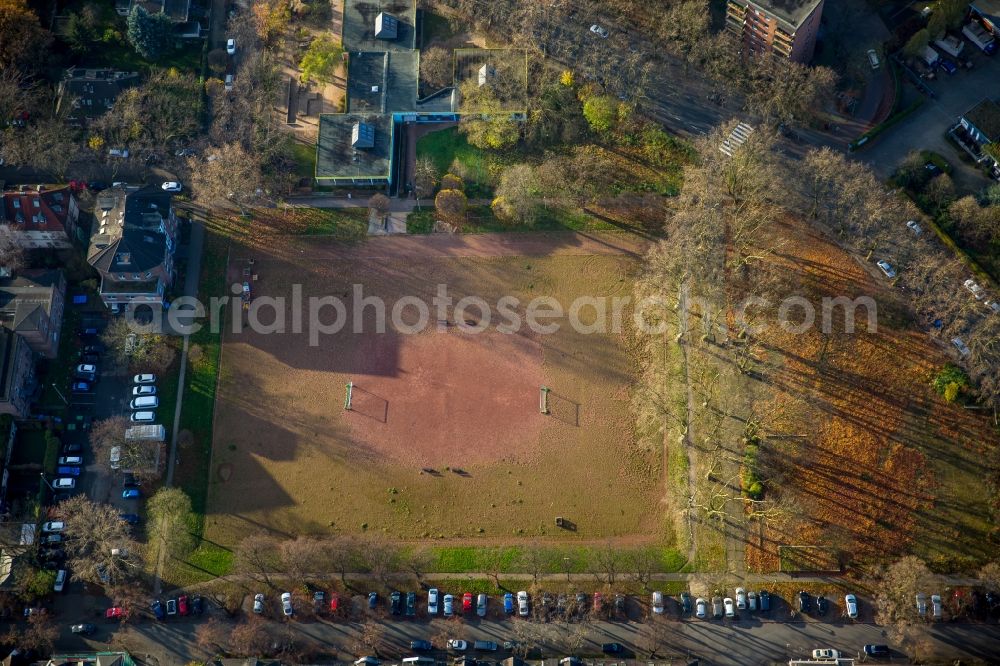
(281, 592, 293, 616)
(253, 593, 264, 614)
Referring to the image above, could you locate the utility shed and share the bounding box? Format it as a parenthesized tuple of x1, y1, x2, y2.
(374, 12, 398, 40)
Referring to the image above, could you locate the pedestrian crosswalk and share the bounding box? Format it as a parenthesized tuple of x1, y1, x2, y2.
(719, 122, 755, 156)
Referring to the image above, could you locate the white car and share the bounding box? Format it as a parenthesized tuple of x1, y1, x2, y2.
(695, 597, 707, 619)
(845, 593, 858, 619)
(57, 457, 81, 466)
(253, 593, 264, 614)
(867, 48, 880, 69)
(225, 74, 234, 91)
(427, 588, 439, 615)
(651, 591, 665, 615)
(476, 593, 487, 617)
(876, 260, 896, 279)
(931, 594, 942, 619)
(517, 590, 529, 617)
(723, 597, 735, 617)
(916, 592, 927, 615)
(132, 385, 156, 396)
(54, 478, 75, 489)
(951, 337, 971, 357)
(280, 592, 293, 616)
(42, 521, 65, 533)
(54, 569, 67, 593)
(906, 219, 922, 234)
(812, 649, 840, 659)
(161, 181, 182, 193)
(443, 594, 454, 616)
(735, 587, 747, 610)
(447, 640, 467, 651)
(748, 591, 758, 611)
(589, 24, 609, 38)
(963, 279, 984, 299)
(134, 374, 156, 384)
(226, 38, 236, 55)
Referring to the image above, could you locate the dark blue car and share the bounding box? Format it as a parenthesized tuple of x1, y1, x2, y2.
(56, 466, 81, 476)
(938, 57, 958, 74)
(150, 599, 164, 620)
(122, 489, 141, 499)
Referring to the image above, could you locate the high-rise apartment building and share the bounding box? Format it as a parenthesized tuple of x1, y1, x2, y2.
(726, 0, 825, 63)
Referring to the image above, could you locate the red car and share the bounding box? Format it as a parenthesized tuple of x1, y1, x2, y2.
(593, 592, 603, 612)
(178, 595, 189, 616)
(329, 593, 339, 612)
(105, 606, 124, 619)
(462, 592, 473, 613)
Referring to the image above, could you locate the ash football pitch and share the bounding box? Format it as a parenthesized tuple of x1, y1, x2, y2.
(203, 234, 665, 544)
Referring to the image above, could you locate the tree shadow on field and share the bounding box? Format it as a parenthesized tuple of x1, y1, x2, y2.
(348, 385, 389, 423)
(546, 391, 580, 426)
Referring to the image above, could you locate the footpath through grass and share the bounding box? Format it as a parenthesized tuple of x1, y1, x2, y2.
(163, 230, 234, 586)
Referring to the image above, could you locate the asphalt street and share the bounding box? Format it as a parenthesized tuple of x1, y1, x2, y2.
(54, 608, 1000, 666)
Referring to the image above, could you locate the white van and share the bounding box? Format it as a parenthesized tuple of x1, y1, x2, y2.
(130, 396, 158, 410)
(402, 659, 434, 665)
(110, 446, 121, 470)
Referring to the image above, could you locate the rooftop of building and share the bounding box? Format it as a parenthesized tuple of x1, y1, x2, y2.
(88, 185, 172, 275)
(731, 0, 825, 30)
(343, 0, 416, 52)
(58, 68, 140, 123)
(0, 186, 76, 234)
(0, 270, 64, 334)
(964, 98, 1000, 141)
(316, 113, 394, 181)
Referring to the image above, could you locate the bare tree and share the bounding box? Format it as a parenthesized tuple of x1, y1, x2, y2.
(101, 318, 177, 374)
(195, 617, 230, 654)
(234, 532, 283, 588)
(589, 543, 623, 585)
(230, 614, 271, 657)
(413, 156, 438, 208)
(420, 46, 453, 91)
(187, 142, 264, 214)
(89, 415, 157, 473)
(434, 188, 468, 226)
(328, 535, 362, 587)
(55, 496, 140, 586)
(875, 556, 933, 638)
(0, 226, 25, 276)
(20, 614, 58, 653)
(624, 549, 660, 590)
(279, 536, 327, 583)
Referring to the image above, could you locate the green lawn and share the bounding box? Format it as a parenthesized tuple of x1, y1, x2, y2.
(291, 140, 317, 181)
(416, 128, 495, 197)
(163, 230, 233, 586)
(425, 545, 688, 574)
(407, 205, 620, 234)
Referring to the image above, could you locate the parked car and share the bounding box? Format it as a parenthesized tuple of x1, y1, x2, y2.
(503, 592, 514, 614)
(748, 591, 758, 611)
(53, 478, 75, 489)
(410, 640, 432, 651)
(281, 592, 293, 616)
(134, 374, 156, 384)
(651, 591, 665, 614)
(105, 606, 124, 619)
(121, 489, 141, 499)
(876, 260, 896, 278)
(166, 598, 177, 616)
(253, 594, 264, 614)
(226, 38, 236, 55)
(602, 643, 624, 654)
(71, 623, 96, 634)
(736, 587, 747, 610)
(462, 592, 473, 613)
(613, 594, 625, 616)
(41, 521, 64, 533)
(680, 591, 692, 614)
(867, 48, 880, 69)
(816, 595, 829, 615)
(443, 594, 454, 616)
(723, 597, 735, 617)
(57, 457, 82, 466)
(42, 534, 63, 546)
(476, 593, 487, 617)
(129, 396, 158, 410)
(74, 363, 97, 380)
(845, 593, 858, 619)
(150, 599, 164, 620)
(931, 594, 943, 619)
(695, 597, 707, 619)
(161, 181, 182, 193)
(331, 592, 340, 613)
(53, 569, 67, 592)
(952, 337, 971, 357)
(71, 381, 92, 393)
(62, 442, 82, 454)
(405, 591, 415, 616)
(711, 596, 723, 619)
(131, 411, 156, 423)
(57, 466, 80, 477)
(447, 640, 467, 651)
(906, 219, 922, 235)
(964, 279, 985, 299)
(390, 590, 401, 615)
(192, 596, 203, 614)
(132, 385, 157, 396)
(589, 24, 609, 38)
(813, 649, 840, 659)
(916, 592, 928, 615)
(427, 588, 439, 615)
(368, 591, 378, 609)
(864, 644, 891, 658)
(592, 591, 602, 613)
(224, 74, 233, 91)
(313, 590, 326, 612)
(798, 591, 811, 613)
(518, 590, 529, 617)
(473, 641, 498, 652)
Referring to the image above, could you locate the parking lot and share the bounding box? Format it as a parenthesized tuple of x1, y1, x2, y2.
(861, 39, 1000, 188)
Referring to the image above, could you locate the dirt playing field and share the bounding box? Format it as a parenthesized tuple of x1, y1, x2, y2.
(204, 232, 665, 544)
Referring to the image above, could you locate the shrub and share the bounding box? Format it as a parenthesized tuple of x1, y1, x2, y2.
(932, 364, 969, 401)
(741, 442, 764, 500)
